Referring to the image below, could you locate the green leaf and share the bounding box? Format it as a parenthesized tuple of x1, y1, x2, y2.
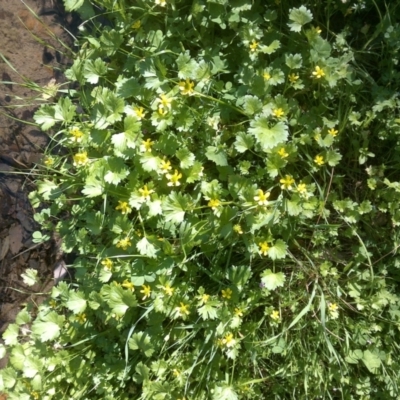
(64, 0, 84, 11)
(100, 29, 124, 56)
(34, 97, 76, 130)
(33, 105, 58, 130)
(242, 96, 263, 115)
(133, 361, 150, 384)
(0, 344, 6, 359)
(108, 286, 137, 316)
(285, 53, 303, 69)
(326, 150, 342, 166)
(21, 269, 38, 286)
(249, 118, 289, 151)
(228, 265, 252, 290)
(66, 291, 87, 314)
(268, 239, 287, 260)
(136, 237, 158, 258)
(23, 356, 42, 378)
(260, 40, 281, 55)
(3, 324, 19, 346)
(162, 192, 189, 224)
(176, 148, 195, 168)
(234, 132, 254, 153)
(261, 269, 286, 290)
(345, 349, 363, 364)
(140, 153, 162, 172)
(82, 175, 105, 197)
(129, 331, 155, 357)
(288, 6, 313, 32)
(362, 350, 381, 374)
(0, 367, 17, 389)
(15, 309, 31, 325)
(206, 146, 228, 166)
(104, 157, 129, 185)
(86, 210, 103, 235)
(198, 300, 219, 320)
(148, 200, 162, 217)
(83, 58, 108, 84)
(32, 311, 65, 342)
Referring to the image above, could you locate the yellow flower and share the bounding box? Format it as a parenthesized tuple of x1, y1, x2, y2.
(222, 333, 236, 347)
(75, 313, 87, 324)
(249, 40, 259, 52)
(70, 126, 84, 142)
(141, 138, 154, 152)
(49, 299, 57, 308)
(139, 185, 154, 200)
(314, 155, 325, 166)
(297, 183, 307, 195)
(312, 66, 325, 79)
(208, 198, 221, 209)
(140, 285, 151, 300)
(280, 175, 295, 190)
(122, 280, 134, 291)
(272, 108, 285, 118)
(116, 237, 132, 250)
(254, 189, 270, 206)
(288, 73, 299, 83)
(31, 391, 40, 400)
(233, 224, 243, 234)
(172, 369, 181, 377)
(221, 288, 232, 299)
(44, 156, 55, 166)
(73, 151, 89, 166)
(159, 159, 172, 174)
(132, 20, 141, 29)
(115, 201, 132, 215)
(163, 284, 174, 296)
(176, 302, 190, 316)
(234, 307, 243, 317)
(277, 147, 289, 158)
(263, 71, 271, 80)
(328, 128, 338, 137)
(314, 26, 322, 34)
(101, 258, 113, 271)
(155, 0, 167, 6)
(328, 303, 338, 312)
(166, 169, 183, 186)
(270, 310, 280, 321)
(133, 106, 145, 120)
(259, 241, 269, 256)
(201, 293, 210, 303)
(157, 93, 172, 112)
(178, 78, 195, 96)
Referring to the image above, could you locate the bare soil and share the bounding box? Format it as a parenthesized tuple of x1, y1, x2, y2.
(0, 0, 75, 369)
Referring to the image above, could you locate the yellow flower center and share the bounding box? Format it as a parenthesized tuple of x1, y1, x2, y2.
(249, 40, 259, 52)
(277, 147, 289, 158)
(166, 170, 183, 186)
(263, 72, 271, 80)
(139, 185, 154, 200)
(280, 175, 295, 189)
(271, 310, 280, 320)
(178, 79, 195, 95)
(288, 73, 299, 83)
(328, 128, 338, 137)
(140, 285, 151, 300)
(116, 237, 132, 250)
(160, 159, 172, 174)
(259, 241, 270, 255)
(142, 138, 154, 152)
(314, 155, 325, 166)
(221, 288, 232, 299)
(163, 284, 174, 296)
(177, 302, 190, 315)
(134, 106, 145, 120)
(122, 280, 135, 291)
(70, 127, 84, 142)
(312, 66, 325, 79)
(208, 198, 221, 209)
(115, 201, 132, 214)
(272, 108, 285, 118)
(101, 258, 113, 270)
(73, 151, 89, 166)
(254, 189, 270, 206)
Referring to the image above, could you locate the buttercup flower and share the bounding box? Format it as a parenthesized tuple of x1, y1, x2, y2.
(176, 302, 190, 316)
(101, 258, 113, 271)
(159, 159, 172, 174)
(163, 284, 174, 296)
(139, 185, 154, 200)
(234, 307, 244, 317)
(254, 189, 270, 206)
(233, 224, 243, 234)
(70, 127, 84, 142)
(259, 241, 269, 256)
(272, 108, 285, 118)
(155, 0, 167, 6)
(140, 285, 151, 300)
(141, 138, 154, 152)
(328, 303, 338, 312)
(312, 66, 325, 79)
(222, 333, 236, 347)
(277, 147, 289, 158)
(115, 201, 132, 214)
(178, 79, 195, 96)
(44, 156, 55, 166)
(280, 175, 295, 190)
(221, 288, 232, 299)
(73, 151, 89, 166)
(314, 155, 325, 166)
(249, 40, 259, 52)
(263, 71, 271, 80)
(116, 237, 132, 250)
(328, 128, 338, 137)
(75, 313, 87, 324)
(201, 293, 210, 303)
(166, 169, 183, 186)
(297, 183, 307, 195)
(122, 280, 134, 291)
(132, 20, 141, 29)
(157, 94, 172, 112)
(133, 106, 145, 120)
(288, 73, 299, 83)
(208, 199, 221, 209)
(271, 310, 280, 321)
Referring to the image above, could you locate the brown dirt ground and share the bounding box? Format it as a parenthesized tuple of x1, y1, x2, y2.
(0, 0, 74, 370)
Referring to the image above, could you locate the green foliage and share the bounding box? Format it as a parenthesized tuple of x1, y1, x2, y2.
(3, 0, 400, 399)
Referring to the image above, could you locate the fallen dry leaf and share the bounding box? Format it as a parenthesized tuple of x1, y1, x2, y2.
(0, 236, 9, 261)
(9, 225, 23, 255)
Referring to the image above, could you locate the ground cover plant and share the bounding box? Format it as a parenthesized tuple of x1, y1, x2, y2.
(1, 0, 400, 398)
